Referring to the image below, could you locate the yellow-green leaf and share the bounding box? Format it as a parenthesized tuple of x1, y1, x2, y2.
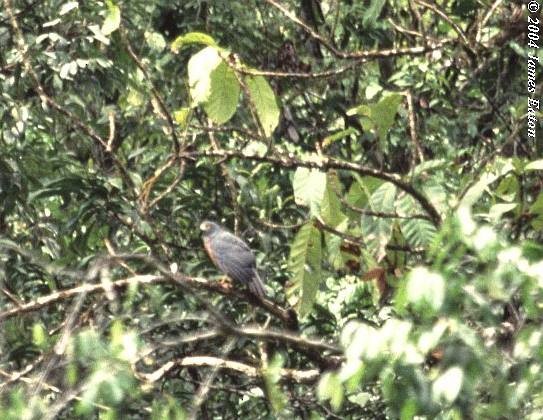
(101, 1, 120, 36)
(173, 107, 191, 128)
(171, 32, 217, 53)
(317, 372, 344, 411)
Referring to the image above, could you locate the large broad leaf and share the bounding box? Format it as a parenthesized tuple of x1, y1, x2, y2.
(396, 193, 437, 247)
(411, 159, 448, 178)
(361, 181, 397, 260)
(188, 47, 240, 124)
(402, 218, 437, 247)
(292, 167, 327, 216)
(321, 172, 346, 227)
(245, 75, 280, 137)
(287, 222, 322, 316)
(204, 61, 240, 124)
(188, 47, 222, 105)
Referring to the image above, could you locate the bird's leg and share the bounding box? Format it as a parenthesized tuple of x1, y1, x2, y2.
(218, 275, 233, 291)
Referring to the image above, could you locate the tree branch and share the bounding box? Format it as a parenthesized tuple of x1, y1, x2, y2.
(180, 149, 442, 226)
(264, 0, 451, 59)
(139, 356, 320, 385)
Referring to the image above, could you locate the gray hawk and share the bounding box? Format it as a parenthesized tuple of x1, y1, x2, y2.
(200, 221, 266, 298)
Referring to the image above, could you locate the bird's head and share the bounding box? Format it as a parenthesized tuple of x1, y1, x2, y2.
(200, 220, 220, 235)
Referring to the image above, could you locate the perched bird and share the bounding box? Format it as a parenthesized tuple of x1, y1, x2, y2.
(200, 221, 267, 298)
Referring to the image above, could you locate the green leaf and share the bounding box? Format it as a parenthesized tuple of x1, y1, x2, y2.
(530, 192, 543, 216)
(348, 93, 403, 142)
(412, 159, 448, 177)
(363, 0, 386, 27)
(59, 2, 79, 15)
(188, 47, 240, 123)
(144, 31, 166, 51)
(245, 75, 280, 137)
(371, 93, 403, 141)
(205, 61, 240, 123)
(321, 173, 346, 226)
(322, 127, 358, 148)
(525, 159, 543, 171)
(345, 181, 367, 210)
(401, 218, 436, 247)
(529, 192, 543, 230)
(292, 168, 327, 216)
(263, 354, 287, 414)
(317, 372, 344, 411)
(287, 222, 322, 316)
(32, 323, 47, 348)
(488, 203, 518, 221)
(325, 218, 349, 269)
(101, 1, 120, 36)
(405, 267, 445, 314)
(461, 172, 499, 208)
(495, 175, 519, 202)
(347, 392, 371, 408)
(461, 159, 515, 207)
(345, 175, 381, 211)
(432, 366, 464, 403)
(360, 181, 396, 259)
(173, 107, 191, 128)
(171, 32, 217, 53)
(188, 47, 223, 105)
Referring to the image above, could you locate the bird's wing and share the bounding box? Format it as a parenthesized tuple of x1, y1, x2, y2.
(216, 230, 252, 252)
(212, 231, 256, 284)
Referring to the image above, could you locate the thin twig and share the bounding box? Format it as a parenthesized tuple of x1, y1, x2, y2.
(121, 29, 180, 154)
(414, 0, 475, 54)
(264, 0, 451, 59)
(405, 90, 424, 165)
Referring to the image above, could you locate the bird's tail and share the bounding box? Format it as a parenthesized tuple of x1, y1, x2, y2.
(249, 269, 267, 299)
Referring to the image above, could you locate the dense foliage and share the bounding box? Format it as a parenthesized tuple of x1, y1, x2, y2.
(1, 0, 541, 418)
